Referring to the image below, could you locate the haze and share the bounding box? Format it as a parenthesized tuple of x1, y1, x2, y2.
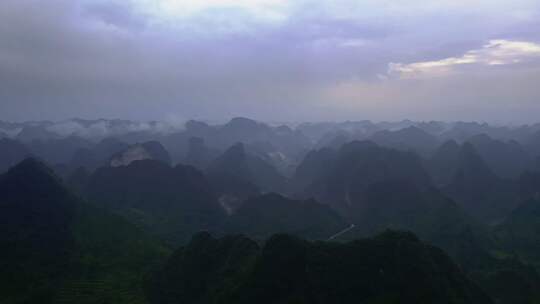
(1, 0, 539, 123)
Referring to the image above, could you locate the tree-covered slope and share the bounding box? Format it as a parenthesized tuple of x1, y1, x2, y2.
(149, 231, 493, 304)
(84, 159, 226, 245)
(0, 158, 168, 304)
(224, 193, 349, 240)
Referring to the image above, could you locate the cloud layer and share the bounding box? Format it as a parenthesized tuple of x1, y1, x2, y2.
(0, 0, 539, 123)
(389, 40, 540, 78)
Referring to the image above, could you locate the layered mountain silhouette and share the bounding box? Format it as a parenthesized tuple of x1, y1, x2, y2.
(26, 136, 92, 166)
(206, 143, 288, 205)
(109, 141, 171, 167)
(183, 137, 221, 170)
(160, 117, 311, 167)
(68, 137, 129, 171)
(16, 125, 59, 142)
(467, 134, 532, 179)
(293, 147, 337, 190)
(525, 129, 540, 157)
(300, 141, 432, 214)
(428, 140, 462, 186)
(294, 141, 496, 271)
(5, 117, 540, 304)
(370, 126, 441, 156)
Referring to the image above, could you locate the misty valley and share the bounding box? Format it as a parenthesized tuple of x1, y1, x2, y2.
(2, 118, 540, 303)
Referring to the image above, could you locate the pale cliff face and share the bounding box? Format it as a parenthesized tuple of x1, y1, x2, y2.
(110, 145, 152, 167)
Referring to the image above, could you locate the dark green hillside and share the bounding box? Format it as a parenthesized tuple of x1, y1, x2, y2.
(295, 141, 494, 271)
(84, 159, 225, 245)
(224, 193, 349, 240)
(0, 158, 168, 304)
(494, 198, 540, 265)
(0, 159, 76, 303)
(444, 143, 518, 223)
(150, 231, 493, 304)
(206, 142, 288, 201)
(148, 232, 259, 304)
(300, 141, 432, 213)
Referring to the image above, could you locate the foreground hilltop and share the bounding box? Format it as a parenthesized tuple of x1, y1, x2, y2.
(0, 158, 167, 304)
(150, 231, 492, 304)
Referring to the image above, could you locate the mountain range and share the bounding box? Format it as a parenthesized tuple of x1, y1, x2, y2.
(4, 117, 540, 303)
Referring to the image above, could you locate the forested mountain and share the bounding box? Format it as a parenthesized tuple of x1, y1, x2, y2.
(370, 126, 441, 156)
(224, 193, 348, 240)
(0, 158, 167, 304)
(149, 231, 492, 304)
(110, 141, 172, 167)
(206, 142, 289, 202)
(3, 117, 540, 303)
(4, 0, 540, 301)
(444, 143, 518, 223)
(83, 159, 225, 245)
(299, 140, 432, 214)
(466, 134, 532, 179)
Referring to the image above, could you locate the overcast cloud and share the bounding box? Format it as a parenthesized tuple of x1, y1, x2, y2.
(0, 0, 539, 123)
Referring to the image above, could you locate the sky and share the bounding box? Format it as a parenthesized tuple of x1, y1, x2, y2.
(1, 0, 539, 123)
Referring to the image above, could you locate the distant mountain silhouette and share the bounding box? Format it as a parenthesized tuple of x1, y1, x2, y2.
(26, 136, 92, 165)
(0, 138, 32, 173)
(314, 129, 352, 149)
(428, 140, 462, 186)
(293, 147, 337, 190)
(295, 141, 496, 271)
(370, 126, 440, 156)
(206, 143, 288, 205)
(109, 141, 171, 167)
(300, 141, 432, 213)
(220, 117, 270, 141)
(525, 129, 540, 156)
(183, 137, 221, 169)
(16, 125, 59, 142)
(467, 134, 532, 178)
(161, 117, 310, 169)
(69, 137, 129, 171)
(444, 143, 518, 222)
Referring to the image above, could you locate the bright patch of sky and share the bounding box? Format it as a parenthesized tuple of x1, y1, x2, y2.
(389, 40, 540, 78)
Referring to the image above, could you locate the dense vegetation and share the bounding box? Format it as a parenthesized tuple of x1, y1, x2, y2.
(149, 231, 492, 304)
(0, 159, 168, 304)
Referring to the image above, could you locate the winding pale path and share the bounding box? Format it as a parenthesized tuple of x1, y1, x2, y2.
(328, 224, 356, 240)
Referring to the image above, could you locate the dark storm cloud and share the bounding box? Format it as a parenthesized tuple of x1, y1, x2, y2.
(0, 0, 539, 123)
